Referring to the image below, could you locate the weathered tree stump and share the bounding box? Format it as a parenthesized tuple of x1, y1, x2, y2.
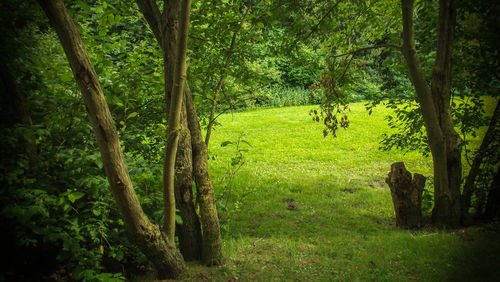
(386, 162, 426, 229)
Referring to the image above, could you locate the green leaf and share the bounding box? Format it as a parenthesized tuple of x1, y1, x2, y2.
(61, 72, 73, 82)
(175, 214, 183, 224)
(221, 141, 233, 147)
(107, 14, 115, 25)
(77, 1, 90, 12)
(68, 191, 85, 203)
(241, 140, 252, 147)
(127, 112, 138, 119)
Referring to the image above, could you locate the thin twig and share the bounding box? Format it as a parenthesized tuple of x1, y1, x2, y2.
(332, 44, 401, 58)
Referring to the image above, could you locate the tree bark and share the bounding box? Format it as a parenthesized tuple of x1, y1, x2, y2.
(386, 162, 426, 229)
(174, 97, 202, 261)
(185, 84, 225, 265)
(37, 0, 185, 278)
(400, 0, 461, 227)
(462, 99, 500, 222)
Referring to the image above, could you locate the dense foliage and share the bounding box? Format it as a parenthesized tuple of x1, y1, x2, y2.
(0, 0, 498, 280)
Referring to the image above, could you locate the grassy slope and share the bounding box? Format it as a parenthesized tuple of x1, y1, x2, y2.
(177, 102, 500, 281)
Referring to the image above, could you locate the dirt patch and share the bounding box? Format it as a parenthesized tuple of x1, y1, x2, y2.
(341, 188, 356, 194)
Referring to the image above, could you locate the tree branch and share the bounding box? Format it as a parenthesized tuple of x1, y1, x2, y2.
(302, 0, 342, 41)
(135, 0, 164, 46)
(205, 2, 252, 146)
(332, 44, 401, 58)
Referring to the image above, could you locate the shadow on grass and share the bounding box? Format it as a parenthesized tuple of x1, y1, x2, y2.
(444, 221, 500, 281)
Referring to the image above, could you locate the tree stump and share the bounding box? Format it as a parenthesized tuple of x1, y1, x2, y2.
(386, 162, 426, 229)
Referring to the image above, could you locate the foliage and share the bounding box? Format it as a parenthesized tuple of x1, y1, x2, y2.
(1, 0, 499, 279)
(0, 0, 166, 279)
(308, 75, 351, 137)
(216, 132, 253, 230)
(260, 86, 321, 108)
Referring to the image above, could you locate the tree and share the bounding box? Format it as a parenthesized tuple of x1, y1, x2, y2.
(400, 0, 462, 227)
(37, 0, 185, 278)
(461, 99, 500, 221)
(135, 0, 224, 265)
(303, 0, 497, 227)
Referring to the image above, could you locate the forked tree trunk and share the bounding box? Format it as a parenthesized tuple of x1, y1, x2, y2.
(37, 0, 185, 278)
(136, 0, 222, 263)
(185, 84, 225, 265)
(386, 162, 426, 229)
(429, 0, 461, 227)
(163, 0, 202, 260)
(400, 0, 461, 227)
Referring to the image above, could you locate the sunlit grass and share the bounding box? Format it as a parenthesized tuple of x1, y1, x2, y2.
(173, 100, 499, 281)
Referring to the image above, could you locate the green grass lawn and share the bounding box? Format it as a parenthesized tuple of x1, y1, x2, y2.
(175, 102, 500, 281)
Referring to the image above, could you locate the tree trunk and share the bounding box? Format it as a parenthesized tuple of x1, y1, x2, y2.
(400, 0, 461, 227)
(163, 0, 192, 245)
(37, 0, 185, 278)
(136, 0, 206, 261)
(484, 167, 500, 219)
(185, 84, 225, 265)
(136, 0, 222, 263)
(163, 0, 202, 260)
(174, 97, 202, 261)
(386, 162, 426, 229)
(0, 58, 37, 174)
(429, 0, 461, 227)
(462, 99, 500, 222)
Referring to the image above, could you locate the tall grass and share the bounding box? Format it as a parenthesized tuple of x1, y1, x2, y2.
(257, 86, 321, 108)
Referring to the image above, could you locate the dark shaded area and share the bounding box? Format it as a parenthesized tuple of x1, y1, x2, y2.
(446, 221, 500, 281)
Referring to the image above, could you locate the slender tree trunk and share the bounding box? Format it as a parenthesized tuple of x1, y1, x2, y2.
(400, 0, 461, 227)
(37, 0, 185, 278)
(164, 0, 202, 260)
(163, 0, 192, 245)
(484, 166, 500, 219)
(0, 59, 37, 174)
(462, 99, 500, 222)
(185, 84, 225, 265)
(205, 3, 252, 146)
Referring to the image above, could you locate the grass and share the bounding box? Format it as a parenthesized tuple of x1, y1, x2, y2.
(172, 101, 499, 281)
